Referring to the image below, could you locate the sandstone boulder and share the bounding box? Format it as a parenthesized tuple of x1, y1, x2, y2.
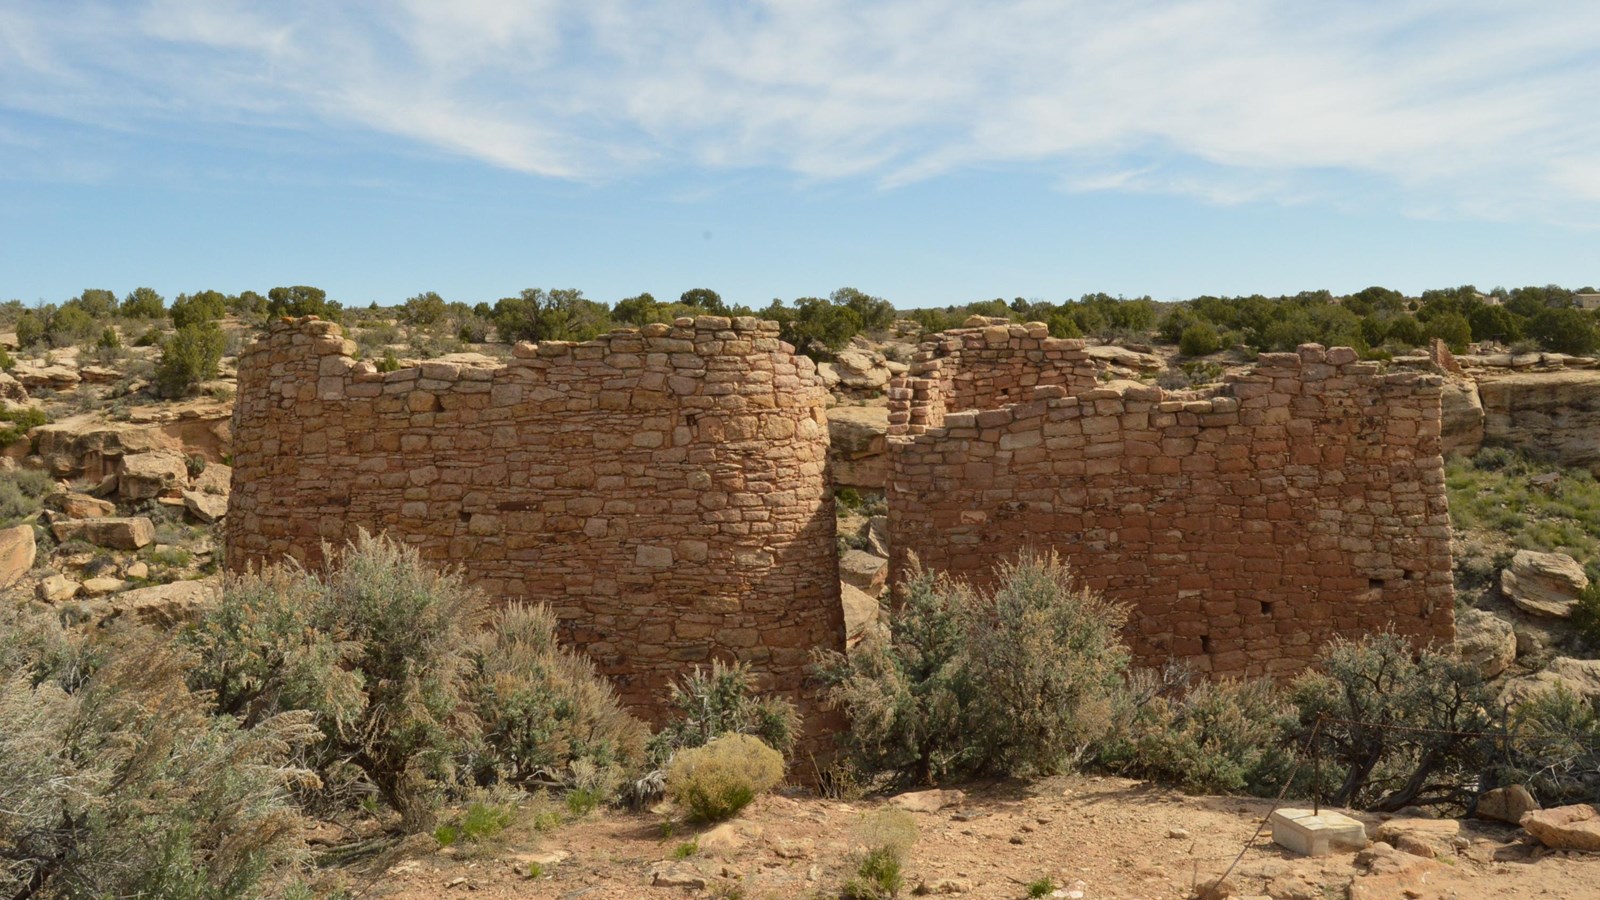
(36, 574, 79, 603)
(73, 579, 219, 628)
(0, 524, 37, 589)
(44, 491, 116, 519)
(1373, 818, 1459, 859)
(832, 350, 893, 392)
(1521, 804, 1600, 851)
(840, 549, 888, 596)
(192, 462, 232, 495)
(51, 516, 155, 550)
(81, 576, 127, 596)
(890, 788, 964, 813)
(1453, 607, 1517, 679)
(183, 489, 228, 523)
(1477, 785, 1538, 824)
(1085, 344, 1164, 374)
(1501, 657, 1600, 706)
(827, 405, 889, 489)
(1501, 550, 1589, 618)
(119, 450, 190, 501)
(841, 581, 883, 648)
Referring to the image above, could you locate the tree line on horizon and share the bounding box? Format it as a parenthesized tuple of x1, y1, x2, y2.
(6, 281, 1600, 363)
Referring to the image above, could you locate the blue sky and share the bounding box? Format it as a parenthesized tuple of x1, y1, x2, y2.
(3, 0, 1598, 309)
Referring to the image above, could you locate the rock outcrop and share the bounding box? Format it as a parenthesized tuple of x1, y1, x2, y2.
(1478, 370, 1600, 474)
(827, 405, 889, 489)
(1500, 550, 1589, 618)
(0, 524, 36, 589)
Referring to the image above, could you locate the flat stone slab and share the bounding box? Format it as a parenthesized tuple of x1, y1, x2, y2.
(1271, 808, 1368, 856)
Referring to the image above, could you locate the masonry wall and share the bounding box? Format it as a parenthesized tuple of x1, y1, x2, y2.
(887, 323, 1455, 677)
(228, 316, 845, 747)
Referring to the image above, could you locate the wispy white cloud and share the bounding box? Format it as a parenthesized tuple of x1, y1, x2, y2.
(2, 0, 1598, 221)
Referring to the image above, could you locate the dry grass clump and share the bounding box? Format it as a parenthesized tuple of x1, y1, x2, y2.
(664, 733, 785, 822)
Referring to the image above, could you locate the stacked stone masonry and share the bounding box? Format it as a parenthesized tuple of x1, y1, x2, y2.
(227, 316, 845, 750)
(887, 323, 1455, 676)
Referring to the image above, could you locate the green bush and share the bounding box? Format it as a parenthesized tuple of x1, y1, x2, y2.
(0, 405, 49, 449)
(155, 322, 227, 398)
(433, 799, 514, 847)
(377, 348, 402, 372)
(119, 286, 165, 319)
(1290, 632, 1493, 810)
(842, 847, 903, 900)
(464, 602, 647, 790)
(96, 326, 121, 350)
(47, 304, 96, 347)
(1573, 584, 1600, 645)
(664, 733, 784, 822)
(648, 659, 800, 765)
(1097, 665, 1296, 795)
(170, 290, 227, 329)
(816, 551, 1129, 783)
(491, 288, 611, 343)
(15, 312, 44, 347)
(403, 292, 448, 326)
(0, 346, 14, 370)
(1178, 321, 1222, 357)
(1498, 685, 1600, 805)
(188, 532, 487, 831)
(266, 285, 341, 321)
(0, 607, 313, 898)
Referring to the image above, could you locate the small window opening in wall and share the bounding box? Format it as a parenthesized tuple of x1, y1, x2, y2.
(459, 510, 471, 522)
(1200, 635, 1213, 653)
(1260, 600, 1274, 616)
(1369, 578, 1385, 590)
(1403, 569, 1419, 581)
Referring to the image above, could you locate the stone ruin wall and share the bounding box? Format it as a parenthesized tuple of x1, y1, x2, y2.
(227, 316, 845, 751)
(887, 322, 1455, 677)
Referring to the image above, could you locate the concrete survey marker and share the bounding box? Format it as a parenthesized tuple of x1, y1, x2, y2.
(1270, 808, 1368, 856)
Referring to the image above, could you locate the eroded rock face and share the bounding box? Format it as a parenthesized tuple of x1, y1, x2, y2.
(0, 524, 37, 589)
(78, 579, 219, 628)
(1439, 377, 1484, 456)
(1479, 370, 1600, 474)
(1501, 550, 1589, 618)
(840, 581, 883, 648)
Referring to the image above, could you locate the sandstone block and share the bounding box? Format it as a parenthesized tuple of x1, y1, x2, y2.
(45, 491, 115, 519)
(118, 450, 190, 501)
(1453, 607, 1516, 679)
(0, 524, 36, 589)
(52, 516, 155, 550)
(1521, 804, 1600, 851)
(36, 574, 78, 603)
(890, 789, 965, 813)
